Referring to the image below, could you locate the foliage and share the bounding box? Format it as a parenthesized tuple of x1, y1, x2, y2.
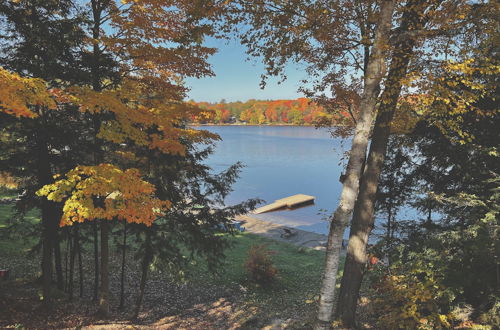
(372, 21, 499, 324)
(410, 57, 500, 144)
(374, 101, 498, 327)
(375, 125, 499, 319)
(129, 139, 259, 274)
(36, 164, 171, 227)
(405, 1, 500, 144)
(0, 67, 56, 118)
(192, 98, 344, 126)
(0, 0, 222, 227)
(0, 173, 19, 190)
(69, 80, 219, 156)
(478, 302, 500, 328)
(374, 135, 417, 254)
(0, 0, 85, 117)
(244, 244, 278, 284)
(372, 260, 454, 330)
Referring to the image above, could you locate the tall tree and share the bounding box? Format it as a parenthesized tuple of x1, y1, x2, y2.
(337, 0, 435, 324)
(62, 0, 217, 316)
(338, 0, 499, 326)
(0, 0, 88, 303)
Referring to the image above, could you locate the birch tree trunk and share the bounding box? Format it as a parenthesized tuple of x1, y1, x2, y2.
(337, 1, 431, 326)
(314, 1, 395, 328)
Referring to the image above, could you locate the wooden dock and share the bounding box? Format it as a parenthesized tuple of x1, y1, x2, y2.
(253, 194, 315, 214)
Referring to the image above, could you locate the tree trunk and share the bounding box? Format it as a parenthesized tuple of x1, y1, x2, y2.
(68, 227, 76, 301)
(336, 91, 403, 327)
(54, 232, 64, 291)
(133, 230, 152, 319)
(64, 231, 70, 291)
(426, 206, 432, 227)
(336, 1, 430, 326)
(47, 204, 63, 291)
(90, 0, 103, 304)
(119, 221, 127, 310)
(76, 227, 84, 298)
(314, 2, 396, 328)
(93, 220, 99, 301)
(35, 110, 56, 305)
(98, 220, 109, 317)
(386, 206, 393, 263)
(41, 201, 53, 305)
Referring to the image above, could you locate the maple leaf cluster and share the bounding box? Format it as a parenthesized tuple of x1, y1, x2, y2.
(0, 67, 56, 118)
(37, 164, 171, 227)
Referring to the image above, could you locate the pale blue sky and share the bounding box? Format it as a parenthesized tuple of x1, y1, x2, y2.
(185, 37, 307, 103)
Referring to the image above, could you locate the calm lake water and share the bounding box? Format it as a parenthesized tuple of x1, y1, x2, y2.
(200, 125, 349, 235)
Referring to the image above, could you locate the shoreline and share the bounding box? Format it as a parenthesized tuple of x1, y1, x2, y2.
(191, 123, 352, 128)
(191, 123, 313, 127)
(235, 214, 328, 251)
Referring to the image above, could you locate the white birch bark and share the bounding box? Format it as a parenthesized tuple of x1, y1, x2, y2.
(314, 1, 396, 328)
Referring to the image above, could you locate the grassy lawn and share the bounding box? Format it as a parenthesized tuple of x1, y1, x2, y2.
(188, 232, 337, 328)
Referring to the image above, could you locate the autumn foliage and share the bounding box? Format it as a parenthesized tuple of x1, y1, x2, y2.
(0, 67, 56, 118)
(36, 164, 171, 227)
(373, 272, 453, 329)
(191, 98, 351, 125)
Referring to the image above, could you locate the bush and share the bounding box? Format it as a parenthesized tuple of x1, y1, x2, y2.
(372, 261, 454, 329)
(244, 244, 278, 284)
(479, 301, 500, 328)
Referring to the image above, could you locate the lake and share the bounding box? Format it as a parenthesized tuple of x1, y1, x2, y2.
(200, 125, 349, 235)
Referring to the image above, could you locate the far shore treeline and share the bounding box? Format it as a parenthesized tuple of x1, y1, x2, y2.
(190, 98, 352, 125)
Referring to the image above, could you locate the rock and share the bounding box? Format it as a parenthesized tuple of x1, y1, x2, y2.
(280, 228, 298, 239)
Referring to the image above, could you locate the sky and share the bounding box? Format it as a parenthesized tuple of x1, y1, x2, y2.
(184, 37, 308, 103)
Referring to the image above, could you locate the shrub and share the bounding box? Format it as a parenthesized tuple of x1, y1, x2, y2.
(244, 244, 278, 284)
(372, 261, 454, 329)
(479, 301, 500, 328)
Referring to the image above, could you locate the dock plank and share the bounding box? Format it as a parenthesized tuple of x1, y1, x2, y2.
(253, 194, 315, 214)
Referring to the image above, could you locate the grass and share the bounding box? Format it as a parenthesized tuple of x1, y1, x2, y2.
(0, 188, 17, 199)
(188, 232, 341, 327)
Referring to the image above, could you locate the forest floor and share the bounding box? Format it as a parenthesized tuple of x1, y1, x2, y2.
(0, 201, 376, 329)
